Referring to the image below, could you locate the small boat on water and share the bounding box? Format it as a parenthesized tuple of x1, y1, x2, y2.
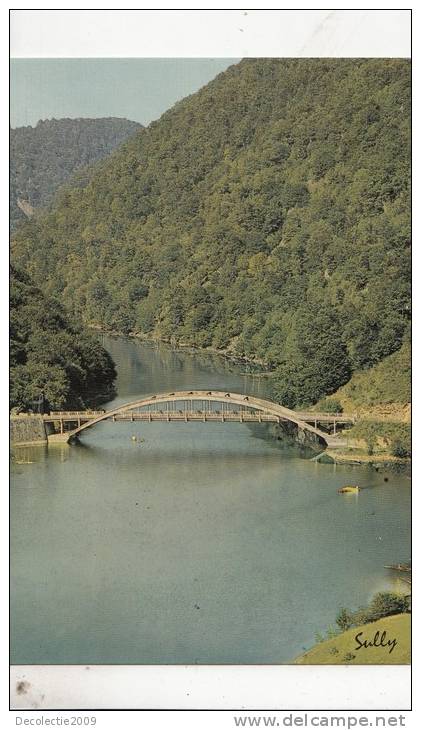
(337, 485, 360, 494)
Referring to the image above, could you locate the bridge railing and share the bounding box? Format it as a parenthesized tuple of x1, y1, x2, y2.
(45, 408, 355, 423)
(297, 411, 356, 421)
(48, 410, 106, 417)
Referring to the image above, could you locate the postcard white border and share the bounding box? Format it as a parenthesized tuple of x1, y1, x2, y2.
(10, 665, 411, 711)
(10, 7, 411, 59)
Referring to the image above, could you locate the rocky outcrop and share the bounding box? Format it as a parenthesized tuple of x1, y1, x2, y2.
(268, 421, 327, 453)
(16, 198, 35, 218)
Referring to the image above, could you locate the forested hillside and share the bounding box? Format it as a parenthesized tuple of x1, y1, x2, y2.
(10, 117, 141, 229)
(11, 59, 411, 407)
(10, 266, 116, 411)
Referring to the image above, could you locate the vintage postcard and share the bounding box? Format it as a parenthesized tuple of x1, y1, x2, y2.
(7, 7, 413, 717)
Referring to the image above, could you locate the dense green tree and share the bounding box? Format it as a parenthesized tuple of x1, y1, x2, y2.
(10, 266, 116, 411)
(334, 592, 410, 633)
(336, 608, 352, 632)
(273, 303, 352, 408)
(358, 592, 410, 624)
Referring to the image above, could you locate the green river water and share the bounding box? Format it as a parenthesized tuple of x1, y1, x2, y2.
(11, 336, 410, 664)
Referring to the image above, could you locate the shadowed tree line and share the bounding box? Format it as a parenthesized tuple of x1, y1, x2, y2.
(10, 266, 116, 411)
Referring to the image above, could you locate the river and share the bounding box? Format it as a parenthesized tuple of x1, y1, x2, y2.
(10, 336, 411, 664)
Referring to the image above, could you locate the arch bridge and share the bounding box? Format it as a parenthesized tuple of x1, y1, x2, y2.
(43, 390, 354, 449)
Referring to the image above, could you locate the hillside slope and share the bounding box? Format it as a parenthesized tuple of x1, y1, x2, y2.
(10, 117, 141, 230)
(10, 266, 116, 411)
(317, 343, 411, 459)
(11, 60, 410, 407)
(320, 341, 411, 419)
(295, 613, 410, 665)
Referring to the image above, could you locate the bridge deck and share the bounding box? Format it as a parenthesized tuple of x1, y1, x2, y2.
(101, 411, 278, 423)
(43, 410, 354, 425)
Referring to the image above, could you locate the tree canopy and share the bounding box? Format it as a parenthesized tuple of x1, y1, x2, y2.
(11, 59, 410, 407)
(10, 265, 116, 411)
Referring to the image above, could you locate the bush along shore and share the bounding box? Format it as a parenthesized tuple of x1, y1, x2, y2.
(296, 591, 411, 665)
(314, 342, 410, 465)
(324, 421, 411, 467)
(10, 266, 117, 413)
(89, 325, 411, 466)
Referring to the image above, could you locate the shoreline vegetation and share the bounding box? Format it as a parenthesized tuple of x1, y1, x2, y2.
(89, 324, 411, 466)
(89, 323, 272, 371)
(10, 266, 117, 413)
(295, 590, 411, 665)
(13, 308, 411, 467)
(294, 613, 410, 665)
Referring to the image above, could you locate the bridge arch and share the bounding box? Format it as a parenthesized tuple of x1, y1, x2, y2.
(67, 390, 329, 447)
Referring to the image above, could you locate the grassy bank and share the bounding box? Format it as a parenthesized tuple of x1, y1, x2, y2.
(343, 421, 410, 459)
(324, 420, 411, 465)
(315, 343, 410, 462)
(295, 613, 410, 664)
(318, 343, 410, 418)
(325, 449, 410, 467)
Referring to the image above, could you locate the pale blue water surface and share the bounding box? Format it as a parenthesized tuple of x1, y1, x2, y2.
(10, 337, 411, 664)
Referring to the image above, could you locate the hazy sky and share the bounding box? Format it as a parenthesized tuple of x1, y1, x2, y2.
(10, 58, 240, 128)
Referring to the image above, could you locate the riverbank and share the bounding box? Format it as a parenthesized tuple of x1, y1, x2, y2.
(294, 613, 410, 665)
(88, 324, 272, 372)
(313, 345, 410, 462)
(90, 328, 412, 466)
(324, 447, 411, 468)
(322, 423, 411, 467)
